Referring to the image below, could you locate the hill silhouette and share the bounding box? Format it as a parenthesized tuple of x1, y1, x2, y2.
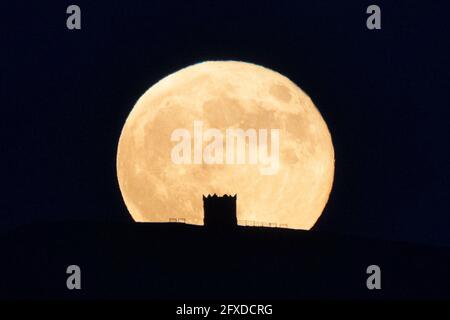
(1, 221, 450, 299)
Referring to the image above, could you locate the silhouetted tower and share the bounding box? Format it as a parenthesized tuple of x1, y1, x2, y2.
(203, 194, 237, 228)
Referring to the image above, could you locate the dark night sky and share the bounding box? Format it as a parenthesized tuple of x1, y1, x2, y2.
(1, 1, 449, 245)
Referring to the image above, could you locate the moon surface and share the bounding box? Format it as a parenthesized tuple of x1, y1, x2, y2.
(117, 61, 334, 229)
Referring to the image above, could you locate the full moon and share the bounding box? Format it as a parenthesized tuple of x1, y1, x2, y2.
(117, 61, 334, 229)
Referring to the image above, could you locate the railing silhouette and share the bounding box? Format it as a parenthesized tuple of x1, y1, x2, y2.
(168, 218, 288, 228)
(238, 220, 288, 228)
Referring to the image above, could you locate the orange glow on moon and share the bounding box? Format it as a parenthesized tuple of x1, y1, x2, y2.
(116, 61, 334, 229)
